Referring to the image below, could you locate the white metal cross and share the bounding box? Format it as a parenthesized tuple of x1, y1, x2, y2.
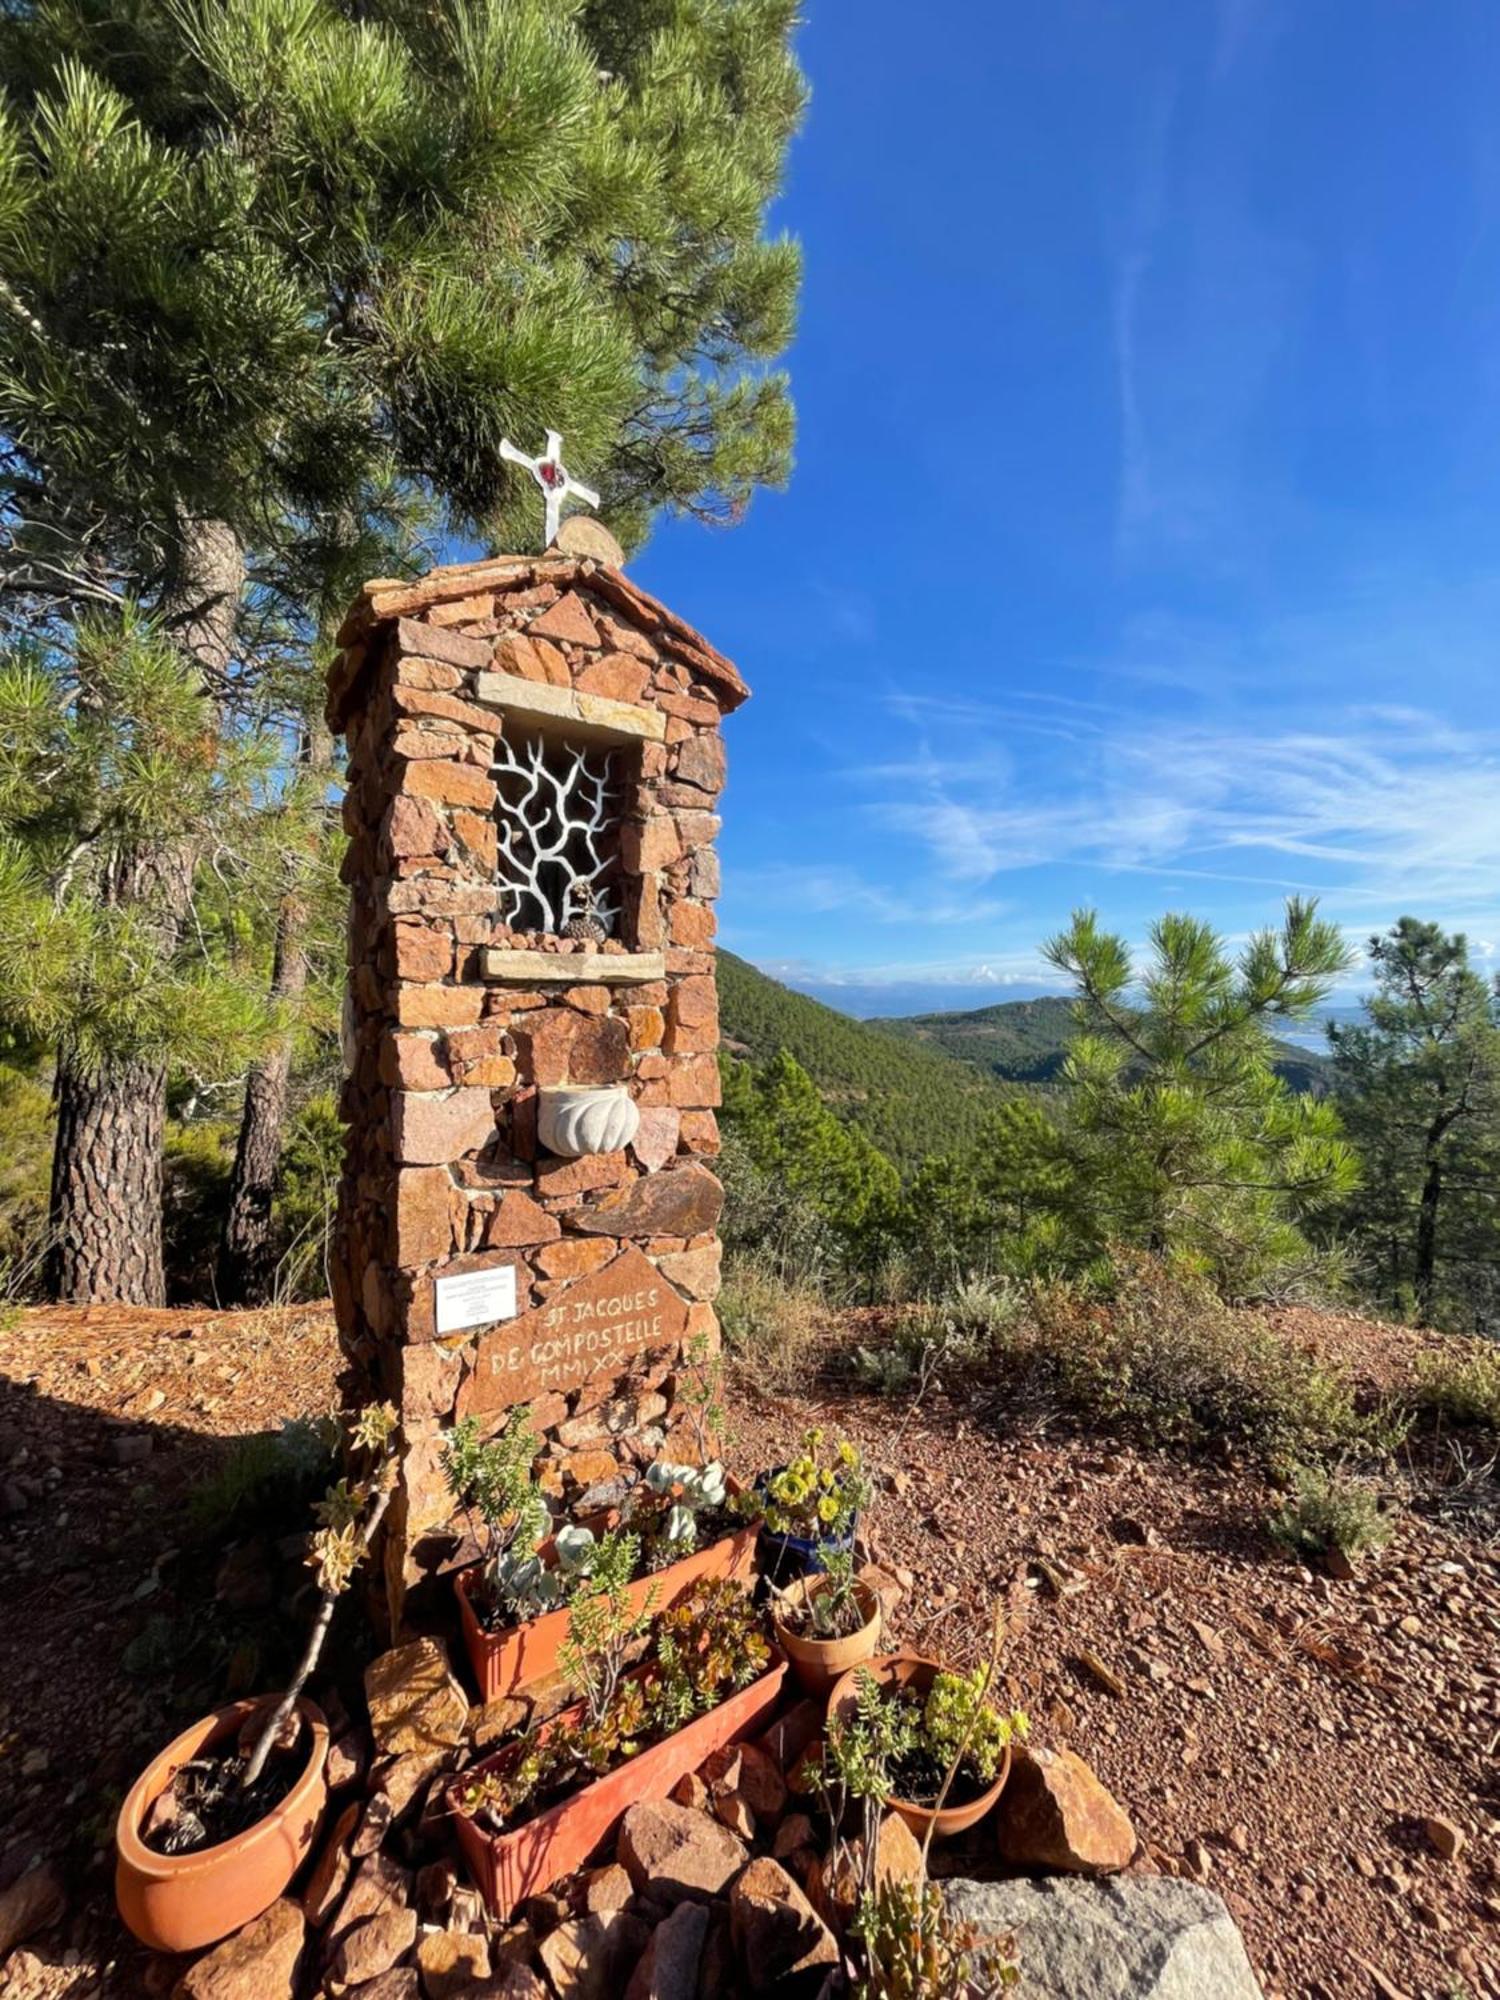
(499, 430, 600, 549)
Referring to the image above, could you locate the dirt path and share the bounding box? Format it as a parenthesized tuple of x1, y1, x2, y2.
(0, 1300, 1494, 1999)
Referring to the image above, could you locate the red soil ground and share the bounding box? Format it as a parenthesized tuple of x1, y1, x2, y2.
(0, 1298, 1494, 1999)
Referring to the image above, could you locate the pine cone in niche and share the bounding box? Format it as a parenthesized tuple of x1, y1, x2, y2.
(563, 880, 607, 942)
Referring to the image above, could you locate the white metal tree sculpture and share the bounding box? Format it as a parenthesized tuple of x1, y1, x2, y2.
(491, 728, 621, 936)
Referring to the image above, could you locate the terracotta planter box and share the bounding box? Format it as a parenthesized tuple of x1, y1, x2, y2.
(115, 1697, 329, 1954)
(453, 1658, 787, 1918)
(455, 1506, 760, 1704)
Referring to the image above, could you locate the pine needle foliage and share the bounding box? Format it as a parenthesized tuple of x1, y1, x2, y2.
(0, 606, 282, 1080)
(0, 0, 807, 596)
(1043, 899, 1358, 1296)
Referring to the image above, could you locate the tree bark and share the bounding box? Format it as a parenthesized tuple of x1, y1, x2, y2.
(47, 1056, 168, 1304)
(217, 717, 332, 1305)
(1415, 1149, 1443, 1321)
(44, 518, 244, 1305)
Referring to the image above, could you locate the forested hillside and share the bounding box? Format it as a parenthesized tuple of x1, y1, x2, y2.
(876, 994, 1332, 1095)
(716, 950, 1010, 1166)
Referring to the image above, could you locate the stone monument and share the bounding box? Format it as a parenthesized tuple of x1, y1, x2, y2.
(325, 534, 747, 1623)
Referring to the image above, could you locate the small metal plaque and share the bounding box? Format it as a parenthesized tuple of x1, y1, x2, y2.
(434, 1262, 518, 1336)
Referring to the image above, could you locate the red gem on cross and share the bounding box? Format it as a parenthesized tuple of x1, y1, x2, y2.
(539, 461, 562, 488)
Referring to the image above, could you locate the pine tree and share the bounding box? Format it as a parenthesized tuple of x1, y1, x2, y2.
(1043, 901, 1357, 1295)
(0, 610, 283, 1299)
(0, 0, 805, 1300)
(1329, 918, 1500, 1329)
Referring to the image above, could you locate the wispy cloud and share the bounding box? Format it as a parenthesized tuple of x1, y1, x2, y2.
(854, 695, 1500, 926)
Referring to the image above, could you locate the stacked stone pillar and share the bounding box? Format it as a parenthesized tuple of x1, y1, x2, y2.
(325, 554, 747, 1622)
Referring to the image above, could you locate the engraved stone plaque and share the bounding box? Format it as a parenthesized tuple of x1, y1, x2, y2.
(458, 1243, 689, 1416)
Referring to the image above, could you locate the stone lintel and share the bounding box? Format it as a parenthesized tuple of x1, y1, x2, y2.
(480, 949, 666, 986)
(473, 671, 666, 744)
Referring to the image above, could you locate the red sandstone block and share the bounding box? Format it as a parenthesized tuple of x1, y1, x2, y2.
(406, 760, 497, 812)
(393, 922, 454, 982)
(669, 903, 717, 951)
(385, 795, 448, 860)
(575, 653, 649, 704)
(528, 591, 600, 647)
(394, 618, 490, 670)
(381, 1033, 451, 1091)
(395, 984, 485, 1028)
(666, 1055, 722, 1109)
(394, 1088, 497, 1165)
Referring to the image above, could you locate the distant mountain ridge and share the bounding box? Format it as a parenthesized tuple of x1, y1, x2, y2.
(717, 953, 1333, 1171)
(716, 950, 1012, 1167)
(873, 995, 1332, 1095)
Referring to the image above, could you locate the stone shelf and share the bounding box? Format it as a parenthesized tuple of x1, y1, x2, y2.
(479, 948, 666, 985)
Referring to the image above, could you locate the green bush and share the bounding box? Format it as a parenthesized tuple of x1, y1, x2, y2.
(718, 1254, 825, 1392)
(1415, 1345, 1500, 1433)
(273, 1092, 344, 1302)
(1268, 1465, 1394, 1561)
(1014, 1253, 1408, 1468)
(0, 1058, 52, 1297)
(163, 1118, 235, 1302)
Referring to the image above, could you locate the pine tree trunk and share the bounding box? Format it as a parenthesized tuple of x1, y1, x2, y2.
(47, 1056, 168, 1304)
(43, 518, 244, 1306)
(216, 719, 332, 1306)
(1415, 1153, 1442, 1321)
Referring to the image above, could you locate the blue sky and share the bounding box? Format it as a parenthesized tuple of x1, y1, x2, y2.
(629, 0, 1500, 1014)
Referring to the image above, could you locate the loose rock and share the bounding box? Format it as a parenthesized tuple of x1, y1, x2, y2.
(617, 1800, 747, 1903)
(944, 1876, 1264, 1999)
(995, 1746, 1138, 1874)
(173, 1898, 304, 2000)
(729, 1856, 839, 1994)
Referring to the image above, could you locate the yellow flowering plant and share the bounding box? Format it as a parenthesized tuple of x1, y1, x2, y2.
(762, 1427, 871, 1542)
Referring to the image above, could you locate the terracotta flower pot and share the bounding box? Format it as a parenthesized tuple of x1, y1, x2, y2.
(826, 1653, 1012, 1840)
(452, 1658, 787, 1919)
(456, 1496, 760, 1704)
(772, 1575, 882, 1698)
(115, 1696, 329, 1953)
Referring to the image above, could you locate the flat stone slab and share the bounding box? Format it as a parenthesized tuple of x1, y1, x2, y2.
(943, 1876, 1264, 2000)
(480, 949, 665, 986)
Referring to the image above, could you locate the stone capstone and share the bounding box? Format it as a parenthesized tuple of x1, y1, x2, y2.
(994, 1746, 1138, 1874)
(364, 1639, 469, 1758)
(617, 1800, 748, 1904)
(728, 1856, 839, 1995)
(942, 1876, 1265, 2000)
(172, 1898, 304, 2000)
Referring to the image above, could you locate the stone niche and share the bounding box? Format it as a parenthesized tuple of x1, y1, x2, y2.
(325, 552, 748, 1621)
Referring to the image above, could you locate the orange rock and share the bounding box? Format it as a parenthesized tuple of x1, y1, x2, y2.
(994, 1747, 1137, 1874)
(529, 591, 600, 647)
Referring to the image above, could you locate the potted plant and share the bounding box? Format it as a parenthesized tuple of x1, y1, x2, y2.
(826, 1655, 1027, 1840)
(447, 1410, 759, 1704)
(115, 1405, 398, 1953)
(769, 1545, 882, 1697)
(451, 1549, 786, 1917)
(757, 1426, 871, 1583)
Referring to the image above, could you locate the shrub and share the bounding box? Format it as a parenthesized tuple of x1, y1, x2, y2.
(1016, 1253, 1408, 1468)
(1268, 1465, 1394, 1561)
(272, 1091, 344, 1302)
(718, 1254, 825, 1391)
(852, 1277, 1024, 1398)
(1414, 1345, 1500, 1433)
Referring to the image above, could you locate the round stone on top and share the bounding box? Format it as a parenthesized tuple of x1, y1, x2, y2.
(555, 513, 626, 567)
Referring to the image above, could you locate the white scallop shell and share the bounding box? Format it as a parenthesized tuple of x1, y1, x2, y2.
(537, 1086, 641, 1160)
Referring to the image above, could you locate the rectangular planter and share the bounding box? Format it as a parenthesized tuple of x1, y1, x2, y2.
(455, 1510, 760, 1705)
(452, 1658, 788, 1918)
